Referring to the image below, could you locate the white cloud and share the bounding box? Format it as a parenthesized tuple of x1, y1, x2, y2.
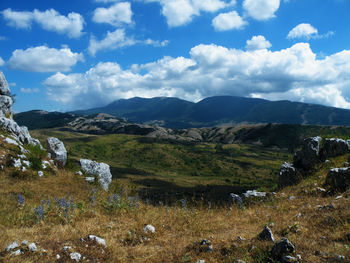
(20, 88, 39, 93)
(1, 8, 84, 38)
(0, 57, 4, 66)
(1, 8, 33, 29)
(144, 39, 169, 47)
(146, 0, 235, 27)
(287, 23, 318, 39)
(44, 42, 350, 110)
(246, 35, 272, 50)
(243, 0, 280, 21)
(92, 2, 133, 26)
(88, 29, 136, 56)
(8, 46, 84, 72)
(212, 11, 246, 31)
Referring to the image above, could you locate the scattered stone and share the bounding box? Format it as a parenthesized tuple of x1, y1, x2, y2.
(56, 254, 61, 259)
(316, 187, 326, 193)
(198, 239, 213, 252)
(196, 260, 205, 263)
(38, 171, 44, 177)
(11, 249, 22, 256)
(289, 196, 295, 201)
(279, 162, 300, 187)
(237, 236, 245, 242)
(12, 158, 21, 168)
(236, 260, 246, 263)
(258, 226, 275, 242)
(326, 167, 350, 192)
(230, 193, 243, 206)
(85, 177, 95, 183)
(317, 204, 335, 211)
(143, 224, 155, 234)
(335, 195, 342, 200)
(321, 138, 349, 159)
(4, 137, 18, 146)
(88, 235, 107, 247)
(271, 238, 295, 260)
(76, 171, 83, 176)
(293, 136, 322, 171)
(21, 240, 28, 246)
(80, 159, 112, 191)
(243, 190, 266, 198)
(42, 160, 50, 169)
(6, 241, 19, 251)
(70, 252, 81, 262)
(28, 242, 37, 252)
(282, 255, 298, 262)
(63, 246, 72, 251)
(46, 137, 67, 167)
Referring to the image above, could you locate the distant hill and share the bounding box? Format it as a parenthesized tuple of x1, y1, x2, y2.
(14, 110, 77, 130)
(71, 96, 350, 128)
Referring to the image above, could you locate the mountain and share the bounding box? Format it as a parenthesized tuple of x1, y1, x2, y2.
(71, 96, 350, 128)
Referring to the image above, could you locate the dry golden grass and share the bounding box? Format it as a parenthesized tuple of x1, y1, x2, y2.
(0, 136, 350, 262)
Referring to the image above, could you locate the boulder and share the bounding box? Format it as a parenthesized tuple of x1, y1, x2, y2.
(0, 117, 41, 146)
(80, 159, 112, 191)
(325, 167, 350, 192)
(321, 138, 349, 159)
(258, 226, 275, 242)
(46, 137, 67, 167)
(293, 136, 322, 171)
(0, 71, 10, 96)
(279, 162, 301, 188)
(271, 238, 295, 260)
(0, 95, 13, 118)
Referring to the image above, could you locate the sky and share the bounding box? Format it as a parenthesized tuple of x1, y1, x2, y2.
(0, 0, 350, 113)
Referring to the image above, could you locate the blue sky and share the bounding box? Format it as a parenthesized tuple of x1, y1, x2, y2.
(0, 0, 350, 113)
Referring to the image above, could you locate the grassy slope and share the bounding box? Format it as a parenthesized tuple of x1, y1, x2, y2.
(1, 129, 350, 262)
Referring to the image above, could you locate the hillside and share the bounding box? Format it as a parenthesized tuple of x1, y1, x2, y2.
(72, 96, 350, 128)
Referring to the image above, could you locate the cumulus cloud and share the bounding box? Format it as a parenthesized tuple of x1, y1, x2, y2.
(92, 2, 133, 26)
(88, 29, 136, 56)
(8, 46, 84, 72)
(146, 0, 235, 27)
(212, 11, 246, 31)
(0, 57, 4, 66)
(243, 0, 280, 21)
(1, 8, 84, 38)
(246, 35, 272, 50)
(44, 42, 350, 110)
(287, 23, 334, 40)
(287, 23, 317, 39)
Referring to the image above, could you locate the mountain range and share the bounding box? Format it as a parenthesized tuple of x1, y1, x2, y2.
(71, 96, 350, 128)
(15, 96, 350, 130)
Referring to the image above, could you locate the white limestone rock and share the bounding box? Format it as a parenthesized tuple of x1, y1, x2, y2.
(80, 159, 112, 191)
(70, 252, 81, 262)
(46, 137, 67, 167)
(89, 235, 107, 247)
(0, 71, 10, 95)
(143, 224, 155, 234)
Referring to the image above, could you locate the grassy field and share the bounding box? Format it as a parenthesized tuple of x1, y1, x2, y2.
(31, 129, 291, 203)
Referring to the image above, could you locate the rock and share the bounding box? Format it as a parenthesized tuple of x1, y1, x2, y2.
(293, 136, 322, 171)
(0, 95, 13, 118)
(143, 224, 155, 234)
(21, 240, 29, 246)
(76, 171, 83, 176)
(70, 252, 81, 262)
(317, 204, 335, 211)
(271, 238, 295, 260)
(321, 138, 349, 159)
(279, 162, 301, 188)
(236, 261, 246, 263)
(196, 260, 205, 263)
(258, 226, 275, 242)
(85, 177, 95, 182)
(42, 160, 50, 169)
(0, 117, 41, 146)
(38, 171, 44, 177)
(282, 255, 298, 262)
(88, 235, 107, 247)
(56, 254, 61, 259)
(11, 249, 22, 256)
(0, 71, 10, 95)
(46, 137, 67, 167)
(6, 241, 19, 251)
(316, 187, 326, 193)
(63, 246, 72, 251)
(80, 159, 112, 191)
(325, 167, 350, 192)
(199, 239, 213, 252)
(243, 190, 266, 198)
(28, 242, 37, 252)
(230, 193, 243, 206)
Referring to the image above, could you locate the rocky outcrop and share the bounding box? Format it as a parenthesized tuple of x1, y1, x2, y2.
(80, 159, 112, 191)
(0, 71, 10, 96)
(258, 226, 274, 242)
(0, 71, 13, 118)
(0, 117, 41, 146)
(279, 162, 300, 188)
(293, 136, 322, 171)
(320, 138, 349, 160)
(325, 167, 350, 192)
(46, 137, 67, 167)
